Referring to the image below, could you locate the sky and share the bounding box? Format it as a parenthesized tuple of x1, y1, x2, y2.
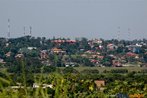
(0, 0, 147, 40)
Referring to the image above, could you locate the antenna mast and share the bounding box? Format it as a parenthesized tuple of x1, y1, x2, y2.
(24, 26, 26, 36)
(29, 26, 32, 36)
(7, 19, 10, 38)
(128, 28, 131, 40)
(117, 26, 120, 41)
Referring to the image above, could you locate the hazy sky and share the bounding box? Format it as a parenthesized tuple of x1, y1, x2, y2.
(0, 0, 147, 40)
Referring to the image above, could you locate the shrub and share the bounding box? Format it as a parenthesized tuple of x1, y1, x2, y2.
(81, 69, 99, 74)
(110, 69, 128, 73)
(141, 69, 147, 73)
(63, 67, 79, 74)
(43, 66, 56, 73)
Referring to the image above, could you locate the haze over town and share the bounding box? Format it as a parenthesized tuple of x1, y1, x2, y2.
(0, 0, 147, 40)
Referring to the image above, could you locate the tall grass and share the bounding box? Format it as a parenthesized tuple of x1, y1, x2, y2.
(0, 60, 110, 98)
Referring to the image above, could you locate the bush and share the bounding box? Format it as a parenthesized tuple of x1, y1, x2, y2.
(43, 66, 56, 73)
(81, 69, 99, 74)
(110, 69, 128, 73)
(103, 70, 110, 73)
(141, 69, 147, 73)
(63, 67, 79, 74)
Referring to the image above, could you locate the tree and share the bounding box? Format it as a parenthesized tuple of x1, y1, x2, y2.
(63, 67, 79, 74)
(43, 66, 56, 73)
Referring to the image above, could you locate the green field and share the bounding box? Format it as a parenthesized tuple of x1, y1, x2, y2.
(64, 66, 147, 73)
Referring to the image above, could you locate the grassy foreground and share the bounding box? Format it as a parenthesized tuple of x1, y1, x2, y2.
(0, 65, 147, 98)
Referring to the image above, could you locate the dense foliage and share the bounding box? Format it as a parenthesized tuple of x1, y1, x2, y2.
(0, 63, 147, 97)
(0, 36, 147, 68)
(0, 36, 147, 97)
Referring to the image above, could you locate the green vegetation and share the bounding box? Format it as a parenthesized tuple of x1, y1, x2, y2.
(73, 66, 144, 73)
(1, 36, 147, 68)
(0, 36, 147, 97)
(0, 63, 147, 97)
